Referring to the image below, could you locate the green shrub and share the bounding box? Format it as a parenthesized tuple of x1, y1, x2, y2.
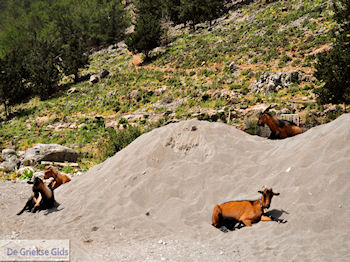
(61, 166, 76, 174)
(19, 168, 34, 180)
(292, 59, 302, 66)
(201, 94, 210, 101)
(99, 126, 143, 161)
(314, 0, 350, 104)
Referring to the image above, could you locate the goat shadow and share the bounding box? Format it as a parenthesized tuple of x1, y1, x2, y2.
(265, 209, 289, 222)
(43, 202, 63, 216)
(219, 209, 289, 233)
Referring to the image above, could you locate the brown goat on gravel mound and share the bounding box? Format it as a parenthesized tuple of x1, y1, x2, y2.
(44, 167, 71, 190)
(17, 177, 55, 215)
(258, 105, 302, 139)
(212, 188, 280, 229)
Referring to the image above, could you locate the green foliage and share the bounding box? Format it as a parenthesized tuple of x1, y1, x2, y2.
(244, 119, 258, 135)
(100, 126, 143, 161)
(278, 54, 292, 67)
(0, 51, 28, 117)
(126, 0, 162, 58)
(201, 94, 210, 101)
(50, 2, 88, 80)
(0, 0, 129, 109)
(179, 0, 227, 29)
(61, 166, 76, 174)
(19, 168, 34, 180)
(74, 0, 129, 45)
(25, 39, 61, 99)
(164, 0, 181, 24)
(314, 0, 350, 104)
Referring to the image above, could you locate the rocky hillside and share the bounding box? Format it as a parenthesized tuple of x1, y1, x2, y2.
(0, 0, 347, 172)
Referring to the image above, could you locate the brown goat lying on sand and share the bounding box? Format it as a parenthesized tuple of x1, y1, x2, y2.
(44, 167, 71, 190)
(258, 105, 302, 139)
(17, 177, 55, 215)
(212, 188, 280, 228)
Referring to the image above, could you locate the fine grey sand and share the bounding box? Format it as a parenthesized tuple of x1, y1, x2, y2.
(1, 114, 350, 261)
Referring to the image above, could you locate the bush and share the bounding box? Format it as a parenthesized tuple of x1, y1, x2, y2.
(314, 0, 350, 104)
(201, 94, 210, 101)
(126, 0, 162, 59)
(99, 126, 143, 161)
(19, 169, 34, 180)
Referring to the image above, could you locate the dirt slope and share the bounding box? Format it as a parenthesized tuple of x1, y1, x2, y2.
(1, 114, 350, 261)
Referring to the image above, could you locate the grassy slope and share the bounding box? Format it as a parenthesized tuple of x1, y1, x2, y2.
(0, 0, 344, 169)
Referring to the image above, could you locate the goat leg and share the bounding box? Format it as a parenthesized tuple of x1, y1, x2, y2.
(17, 199, 32, 215)
(260, 215, 273, 222)
(262, 215, 287, 223)
(242, 219, 252, 227)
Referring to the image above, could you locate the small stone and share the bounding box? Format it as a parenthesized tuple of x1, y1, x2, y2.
(89, 74, 99, 84)
(229, 61, 237, 72)
(67, 87, 78, 95)
(158, 240, 167, 245)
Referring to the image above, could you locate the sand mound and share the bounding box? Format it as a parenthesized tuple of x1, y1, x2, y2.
(4, 114, 350, 261)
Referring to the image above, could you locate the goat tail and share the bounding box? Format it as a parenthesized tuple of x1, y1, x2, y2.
(212, 204, 222, 228)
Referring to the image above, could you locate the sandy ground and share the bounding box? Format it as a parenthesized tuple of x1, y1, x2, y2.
(1, 115, 350, 261)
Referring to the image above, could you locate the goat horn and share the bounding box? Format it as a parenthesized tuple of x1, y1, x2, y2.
(264, 105, 272, 113)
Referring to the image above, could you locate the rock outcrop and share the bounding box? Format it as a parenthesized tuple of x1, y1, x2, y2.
(252, 70, 301, 94)
(0, 149, 20, 171)
(21, 144, 78, 166)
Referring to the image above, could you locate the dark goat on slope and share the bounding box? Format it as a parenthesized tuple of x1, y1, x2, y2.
(258, 105, 302, 139)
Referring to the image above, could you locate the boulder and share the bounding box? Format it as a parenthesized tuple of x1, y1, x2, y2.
(33, 171, 45, 179)
(0, 155, 20, 171)
(155, 86, 167, 96)
(252, 70, 301, 94)
(282, 70, 299, 86)
(89, 75, 99, 84)
(21, 144, 78, 165)
(2, 149, 17, 161)
(67, 87, 78, 95)
(324, 106, 342, 115)
(130, 90, 141, 101)
(228, 61, 237, 72)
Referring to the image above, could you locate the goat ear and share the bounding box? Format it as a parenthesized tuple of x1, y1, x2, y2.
(258, 190, 263, 194)
(273, 192, 280, 196)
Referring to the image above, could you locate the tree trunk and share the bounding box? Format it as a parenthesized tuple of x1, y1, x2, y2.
(74, 72, 79, 83)
(4, 101, 9, 119)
